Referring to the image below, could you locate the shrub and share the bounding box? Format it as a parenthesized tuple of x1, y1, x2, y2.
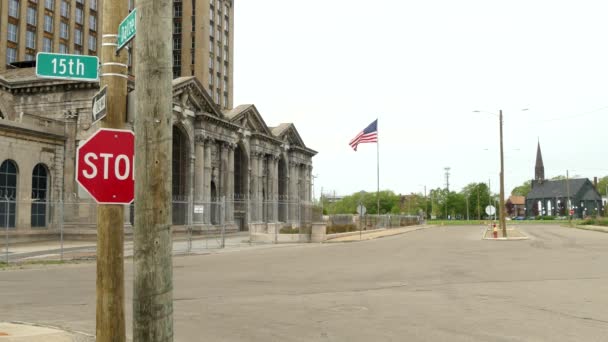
(535, 216, 555, 221)
(279, 227, 311, 234)
(581, 218, 608, 226)
(326, 224, 357, 234)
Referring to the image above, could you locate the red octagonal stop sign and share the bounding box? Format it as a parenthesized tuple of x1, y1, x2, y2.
(76, 128, 135, 204)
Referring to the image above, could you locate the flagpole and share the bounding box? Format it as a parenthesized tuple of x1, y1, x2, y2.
(377, 118, 380, 220)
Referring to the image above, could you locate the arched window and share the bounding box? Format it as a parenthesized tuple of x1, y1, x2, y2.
(31, 164, 49, 227)
(172, 126, 188, 225)
(0, 160, 18, 228)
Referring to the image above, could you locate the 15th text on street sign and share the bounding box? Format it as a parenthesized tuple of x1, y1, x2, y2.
(36, 52, 99, 81)
(117, 9, 137, 52)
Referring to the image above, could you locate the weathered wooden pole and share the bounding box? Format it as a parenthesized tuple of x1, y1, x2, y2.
(133, 0, 174, 340)
(499, 110, 507, 237)
(97, 0, 128, 341)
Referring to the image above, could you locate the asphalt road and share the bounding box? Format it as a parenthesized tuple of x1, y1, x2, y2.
(1, 224, 607, 341)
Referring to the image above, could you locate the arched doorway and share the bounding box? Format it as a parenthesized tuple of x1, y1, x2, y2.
(31, 164, 49, 227)
(0, 160, 18, 228)
(210, 181, 218, 224)
(172, 126, 189, 225)
(278, 157, 287, 222)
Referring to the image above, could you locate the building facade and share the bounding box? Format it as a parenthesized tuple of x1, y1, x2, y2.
(0, 0, 234, 109)
(0, 67, 315, 234)
(525, 142, 603, 218)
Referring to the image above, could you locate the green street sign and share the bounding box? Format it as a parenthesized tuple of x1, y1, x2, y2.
(36, 52, 99, 81)
(117, 9, 137, 52)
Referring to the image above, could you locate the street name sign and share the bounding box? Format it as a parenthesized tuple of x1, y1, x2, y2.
(91, 86, 108, 124)
(117, 9, 137, 52)
(76, 128, 135, 204)
(36, 52, 99, 81)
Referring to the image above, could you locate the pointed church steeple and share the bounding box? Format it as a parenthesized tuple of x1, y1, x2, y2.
(535, 140, 545, 181)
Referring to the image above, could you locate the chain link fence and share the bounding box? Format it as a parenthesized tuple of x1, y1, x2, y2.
(2, 196, 319, 264)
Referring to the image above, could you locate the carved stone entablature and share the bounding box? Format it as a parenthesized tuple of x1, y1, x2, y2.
(250, 132, 282, 146)
(199, 112, 240, 131)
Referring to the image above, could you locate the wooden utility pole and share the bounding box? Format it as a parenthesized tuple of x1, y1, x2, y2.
(133, 0, 174, 340)
(499, 110, 507, 237)
(97, 0, 128, 341)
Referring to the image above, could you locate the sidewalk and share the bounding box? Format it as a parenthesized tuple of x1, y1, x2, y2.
(325, 224, 432, 243)
(2, 232, 257, 263)
(0, 322, 93, 342)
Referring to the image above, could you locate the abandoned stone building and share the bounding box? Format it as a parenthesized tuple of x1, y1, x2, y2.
(0, 67, 316, 234)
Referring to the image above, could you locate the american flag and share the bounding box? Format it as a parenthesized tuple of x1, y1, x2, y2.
(349, 119, 378, 151)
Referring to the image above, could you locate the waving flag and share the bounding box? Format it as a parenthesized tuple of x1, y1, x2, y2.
(349, 119, 378, 151)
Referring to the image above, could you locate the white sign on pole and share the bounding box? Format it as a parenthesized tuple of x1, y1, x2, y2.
(357, 204, 367, 216)
(485, 205, 496, 216)
(92, 85, 107, 124)
(194, 205, 204, 214)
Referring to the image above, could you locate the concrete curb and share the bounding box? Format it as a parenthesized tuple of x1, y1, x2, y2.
(481, 228, 529, 241)
(571, 225, 608, 233)
(325, 224, 437, 243)
(0, 321, 94, 341)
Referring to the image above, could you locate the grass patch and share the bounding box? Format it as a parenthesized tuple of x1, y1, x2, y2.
(0, 259, 76, 270)
(326, 224, 358, 234)
(428, 219, 582, 226)
(579, 218, 608, 226)
(279, 227, 312, 234)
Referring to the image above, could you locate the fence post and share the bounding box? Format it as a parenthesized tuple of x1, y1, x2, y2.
(60, 199, 64, 262)
(5, 197, 9, 264)
(221, 196, 226, 248)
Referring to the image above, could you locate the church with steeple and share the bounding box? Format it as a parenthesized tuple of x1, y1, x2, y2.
(525, 142, 603, 218)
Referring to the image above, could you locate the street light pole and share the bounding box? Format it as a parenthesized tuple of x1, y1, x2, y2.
(499, 110, 507, 237)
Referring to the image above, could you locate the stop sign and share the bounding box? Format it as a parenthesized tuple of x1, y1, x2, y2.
(76, 128, 135, 204)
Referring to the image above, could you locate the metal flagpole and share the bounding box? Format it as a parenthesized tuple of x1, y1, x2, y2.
(376, 118, 380, 220)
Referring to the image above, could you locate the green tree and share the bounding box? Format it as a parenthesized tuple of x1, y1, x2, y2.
(461, 182, 491, 220)
(511, 180, 532, 197)
(597, 176, 608, 196)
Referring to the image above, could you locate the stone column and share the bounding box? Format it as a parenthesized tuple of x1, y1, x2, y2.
(220, 142, 229, 225)
(227, 143, 235, 224)
(188, 153, 195, 227)
(193, 135, 205, 224)
(203, 139, 212, 224)
(288, 161, 298, 225)
(306, 164, 313, 202)
(258, 154, 265, 222)
(272, 155, 280, 222)
(250, 152, 259, 222)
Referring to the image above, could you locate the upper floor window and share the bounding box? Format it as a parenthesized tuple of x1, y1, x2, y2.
(6, 48, 17, 65)
(61, 0, 70, 18)
(43, 37, 53, 52)
(9, 0, 20, 18)
(173, 3, 182, 18)
(89, 15, 97, 31)
(44, 15, 54, 32)
(75, 28, 83, 45)
(27, 7, 38, 26)
(26, 30, 36, 49)
(7, 24, 19, 43)
(76, 7, 84, 24)
(88, 35, 96, 51)
(45, 0, 55, 11)
(60, 21, 69, 39)
(90, 0, 97, 11)
(59, 42, 68, 53)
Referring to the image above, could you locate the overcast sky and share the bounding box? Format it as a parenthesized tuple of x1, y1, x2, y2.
(233, 0, 608, 198)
